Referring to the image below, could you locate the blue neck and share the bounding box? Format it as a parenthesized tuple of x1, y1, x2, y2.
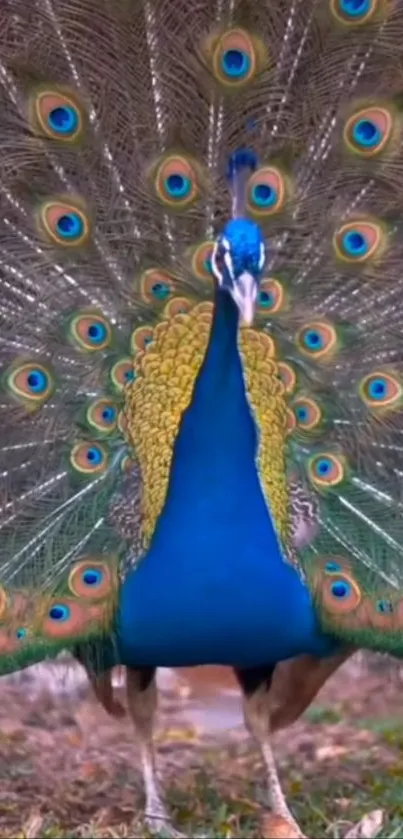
(165, 286, 257, 493)
(193, 285, 241, 401)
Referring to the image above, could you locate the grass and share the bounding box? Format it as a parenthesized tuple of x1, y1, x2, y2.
(0, 657, 402, 838)
(12, 747, 403, 839)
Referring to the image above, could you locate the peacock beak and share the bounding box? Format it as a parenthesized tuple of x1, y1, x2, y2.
(231, 272, 258, 326)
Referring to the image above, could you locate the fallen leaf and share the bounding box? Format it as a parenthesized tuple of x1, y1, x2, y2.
(156, 725, 202, 744)
(21, 810, 43, 839)
(344, 810, 384, 839)
(316, 744, 348, 760)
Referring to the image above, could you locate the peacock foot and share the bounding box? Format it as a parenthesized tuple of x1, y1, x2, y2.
(261, 812, 306, 838)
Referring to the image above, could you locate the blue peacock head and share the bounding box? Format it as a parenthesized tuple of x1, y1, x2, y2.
(211, 218, 266, 326)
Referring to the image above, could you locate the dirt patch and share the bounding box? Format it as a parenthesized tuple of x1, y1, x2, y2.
(0, 654, 401, 837)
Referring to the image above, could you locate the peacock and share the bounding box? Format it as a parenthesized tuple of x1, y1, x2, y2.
(1, 0, 403, 835)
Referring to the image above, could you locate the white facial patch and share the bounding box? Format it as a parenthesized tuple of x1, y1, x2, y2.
(211, 238, 234, 286)
(231, 271, 257, 325)
(224, 250, 235, 280)
(259, 241, 266, 271)
(211, 241, 223, 284)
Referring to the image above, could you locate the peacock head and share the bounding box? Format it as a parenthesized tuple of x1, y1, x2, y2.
(211, 218, 266, 326)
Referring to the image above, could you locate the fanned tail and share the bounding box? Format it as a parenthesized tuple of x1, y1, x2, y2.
(2, 0, 403, 672)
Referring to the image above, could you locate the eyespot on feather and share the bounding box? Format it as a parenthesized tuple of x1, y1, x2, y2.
(85, 398, 118, 434)
(292, 396, 323, 431)
(163, 297, 193, 319)
(109, 358, 135, 393)
(321, 572, 362, 614)
(296, 321, 339, 361)
(29, 87, 85, 142)
(139, 269, 176, 304)
(343, 105, 395, 157)
(37, 199, 90, 247)
(153, 154, 201, 209)
(70, 441, 109, 475)
(307, 452, 345, 488)
(277, 361, 298, 395)
(68, 312, 112, 352)
(5, 361, 54, 408)
(322, 557, 353, 576)
(364, 597, 399, 629)
(191, 241, 215, 281)
(330, 0, 384, 25)
(258, 278, 288, 314)
(203, 27, 268, 89)
(246, 167, 290, 218)
(68, 558, 115, 600)
(359, 370, 402, 411)
(333, 219, 385, 263)
(131, 326, 155, 353)
(42, 599, 101, 638)
(309, 555, 353, 592)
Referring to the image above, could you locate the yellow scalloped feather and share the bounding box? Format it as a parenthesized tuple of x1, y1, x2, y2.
(125, 299, 289, 548)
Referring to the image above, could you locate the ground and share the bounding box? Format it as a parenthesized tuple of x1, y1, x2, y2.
(0, 654, 402, 839)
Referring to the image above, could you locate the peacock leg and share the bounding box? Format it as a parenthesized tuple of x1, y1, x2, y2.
(126, 666, 184, 838)
(234, 666, 306, 839)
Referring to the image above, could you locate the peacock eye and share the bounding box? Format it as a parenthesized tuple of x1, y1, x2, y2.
(153, 153, 201, 208)
(331, 0, 378, 25)
(49, 603, 71, 622)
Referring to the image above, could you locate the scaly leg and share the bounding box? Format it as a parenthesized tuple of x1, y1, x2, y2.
(234, 666, 305, 839)
(126, 666, 184, 838)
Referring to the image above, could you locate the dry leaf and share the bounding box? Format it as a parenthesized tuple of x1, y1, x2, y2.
(156, 725, 201, 743)
(316, 744, 348, 760)
(344, 810, 384, 839)
(22, 811, 44, 839)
